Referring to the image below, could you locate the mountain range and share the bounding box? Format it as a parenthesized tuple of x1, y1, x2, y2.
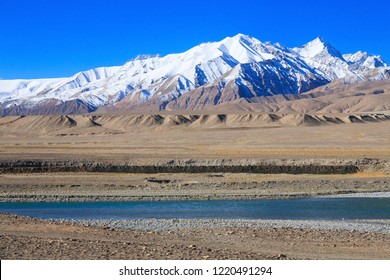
(0, 34, 389, 116)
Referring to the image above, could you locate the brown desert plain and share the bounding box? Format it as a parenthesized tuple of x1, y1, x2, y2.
(1, 80, 390, 260)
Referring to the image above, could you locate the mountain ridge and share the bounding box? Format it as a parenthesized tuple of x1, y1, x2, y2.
(0, 34, 388, 116)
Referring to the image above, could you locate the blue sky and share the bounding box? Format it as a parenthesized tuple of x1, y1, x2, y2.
(1, 0, 389, 79)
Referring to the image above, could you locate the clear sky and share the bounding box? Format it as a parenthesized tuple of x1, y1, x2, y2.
(1, 0, 389, 79)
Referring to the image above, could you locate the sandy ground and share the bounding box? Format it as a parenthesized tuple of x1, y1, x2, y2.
(1, 121, 390, 163)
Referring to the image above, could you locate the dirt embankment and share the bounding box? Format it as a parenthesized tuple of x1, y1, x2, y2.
(0, 160, 359, 174)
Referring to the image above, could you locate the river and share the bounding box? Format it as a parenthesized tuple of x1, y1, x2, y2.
(1, 197, 389, 220)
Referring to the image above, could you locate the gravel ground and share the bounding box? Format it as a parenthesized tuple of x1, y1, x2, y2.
(64, 218, 390, 234)
(325, 191, 390, 198)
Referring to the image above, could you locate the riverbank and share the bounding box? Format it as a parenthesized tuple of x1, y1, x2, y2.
(1, 172, 390, 202)
(1, 213, 389, 260)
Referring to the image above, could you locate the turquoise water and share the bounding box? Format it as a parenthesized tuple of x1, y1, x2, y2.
(0, 197, 389, 220)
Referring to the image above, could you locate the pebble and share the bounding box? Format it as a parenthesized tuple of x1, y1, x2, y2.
(56, 218, 390, 234)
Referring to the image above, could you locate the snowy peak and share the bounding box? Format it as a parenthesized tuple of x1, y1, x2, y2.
(115, 33, 279, 95)
(171, 33, 275, 66)
(344, 51, 387, 70)
(294, 36, 344, 60)
(217, 34, 276, 63)
(344, 51, 369, 63)
(293, 37, 355, 80)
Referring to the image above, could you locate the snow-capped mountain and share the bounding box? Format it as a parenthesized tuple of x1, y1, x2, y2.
(0, 34, 388, 115)
(292, 37, 388, 81)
